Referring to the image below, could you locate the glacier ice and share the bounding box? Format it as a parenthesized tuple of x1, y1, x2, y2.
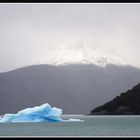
(0, 103, 83, 122)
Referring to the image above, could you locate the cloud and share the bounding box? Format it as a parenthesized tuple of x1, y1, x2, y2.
(0, 4, 140, 72)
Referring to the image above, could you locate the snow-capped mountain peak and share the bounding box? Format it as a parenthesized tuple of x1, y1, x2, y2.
(33, 42, 128, 67)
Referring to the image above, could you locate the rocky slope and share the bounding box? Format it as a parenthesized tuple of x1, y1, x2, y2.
(90, 83, 140, 115)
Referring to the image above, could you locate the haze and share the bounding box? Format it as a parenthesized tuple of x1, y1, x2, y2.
(0, 3, 140, 72)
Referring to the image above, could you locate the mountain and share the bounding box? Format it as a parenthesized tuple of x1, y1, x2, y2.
(0, 64, 140, 114)
(90, 83, 140, 115)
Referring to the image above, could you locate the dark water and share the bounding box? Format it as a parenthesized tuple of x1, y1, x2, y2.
(0, 115, 140, 136)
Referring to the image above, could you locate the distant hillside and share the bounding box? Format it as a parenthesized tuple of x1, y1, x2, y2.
(0, 64, 140, 114)
(90, 83, 140, 115)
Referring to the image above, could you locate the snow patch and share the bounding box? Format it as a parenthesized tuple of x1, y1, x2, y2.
(32, 42, 129, 67)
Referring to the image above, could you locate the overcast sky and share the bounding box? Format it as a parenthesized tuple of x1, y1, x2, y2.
(0, 3, 140, 72)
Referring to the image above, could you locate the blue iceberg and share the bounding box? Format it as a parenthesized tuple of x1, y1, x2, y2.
(0, 103, 83, 122)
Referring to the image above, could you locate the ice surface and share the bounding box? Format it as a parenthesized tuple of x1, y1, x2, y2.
(0, 103, 83, 122)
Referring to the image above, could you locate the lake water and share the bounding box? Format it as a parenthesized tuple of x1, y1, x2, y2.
(0, 115, 140, 137)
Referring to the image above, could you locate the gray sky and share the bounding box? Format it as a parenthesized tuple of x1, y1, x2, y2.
(0, 3, 140, 72)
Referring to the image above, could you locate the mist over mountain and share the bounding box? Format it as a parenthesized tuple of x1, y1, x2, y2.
(33, 42, 129, 67)
(0, 64, 140, 114)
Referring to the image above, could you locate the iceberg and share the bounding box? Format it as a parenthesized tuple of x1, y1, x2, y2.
(0, 103, 83, 122)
